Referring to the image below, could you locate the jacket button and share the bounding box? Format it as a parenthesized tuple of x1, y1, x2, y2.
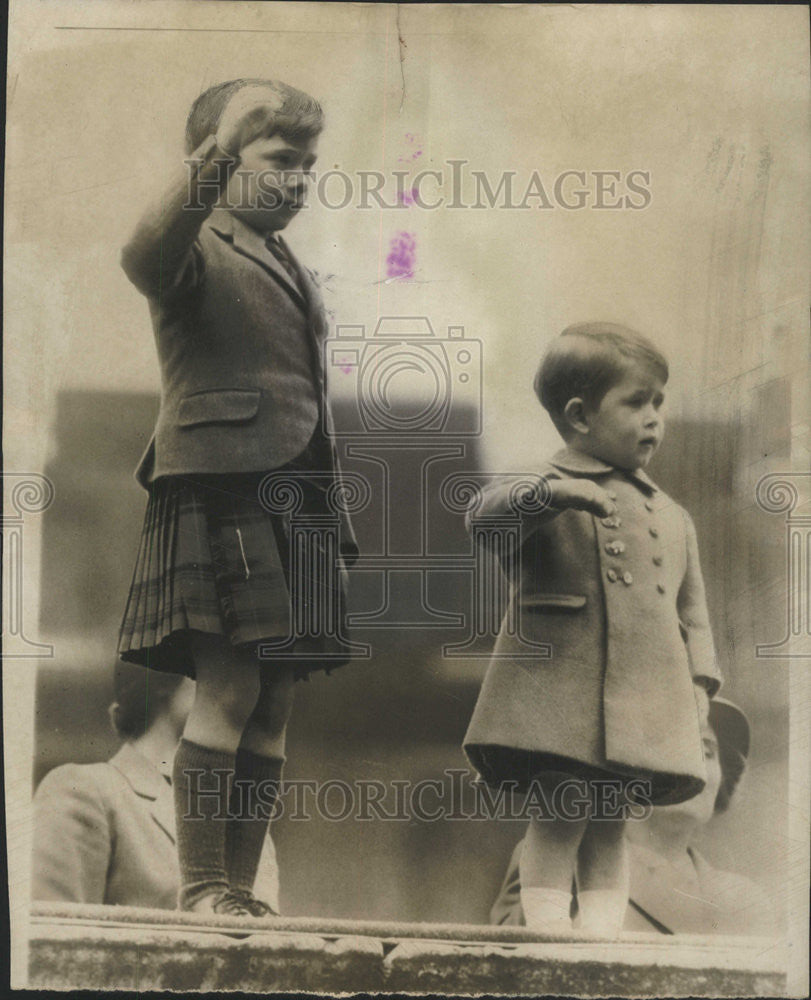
(649, 527, 659, 538)
(605, 541, 626, 555)
(622, 571, 633, 585)
(606, 569, 618, 582)
(645, 500, 655, 511)
(657, 583, 666, 594)
(652, 555, 663, 566)
(602, 516, 622, 528)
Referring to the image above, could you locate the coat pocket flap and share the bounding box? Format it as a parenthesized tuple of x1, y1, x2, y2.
(520, 594, 587, 612)
(178, 389, 261, 427)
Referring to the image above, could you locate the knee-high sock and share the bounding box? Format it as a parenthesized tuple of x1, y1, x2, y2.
(520, 887, 573, 933)
(172, 737, 234, 909)
(226, 748, 284, 895)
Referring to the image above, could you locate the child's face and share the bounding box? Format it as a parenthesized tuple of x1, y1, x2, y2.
(224, 133, 319, 234)
(582, 365, 665, 471)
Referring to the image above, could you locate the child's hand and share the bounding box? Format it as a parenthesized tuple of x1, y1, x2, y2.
(216, 84, 286, 156)
(547, 478, 617, 518)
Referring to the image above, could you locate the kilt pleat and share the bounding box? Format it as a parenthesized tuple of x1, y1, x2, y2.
(118, 473, 351, 678)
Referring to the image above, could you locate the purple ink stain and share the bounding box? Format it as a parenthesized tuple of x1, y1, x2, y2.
(386, 231, 417, 280)
(397, 187, 419, 207)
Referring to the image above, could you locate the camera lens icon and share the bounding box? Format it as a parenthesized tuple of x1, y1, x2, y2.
(328, 318, 482, 436)
(361, 344, 449, 431)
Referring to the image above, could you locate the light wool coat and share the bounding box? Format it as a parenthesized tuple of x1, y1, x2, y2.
(463, 448, 722, 805)
(32, 743, 280, 911)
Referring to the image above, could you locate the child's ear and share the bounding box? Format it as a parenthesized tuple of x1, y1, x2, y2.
(563, 397, 591, 436)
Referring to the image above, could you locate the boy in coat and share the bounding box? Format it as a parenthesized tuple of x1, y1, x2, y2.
(463, 322, 721, 937)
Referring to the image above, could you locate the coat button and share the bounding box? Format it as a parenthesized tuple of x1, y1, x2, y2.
(649, 526, 659, 538)
(602, 516, 622, 528)
(605, 540, 626, 555)
(645, 500, 655, 511)
(622, 571, 633, 585)
(652, 555, 663, 566)
(657, 583, 666, 594)
(606, 569, 618, 582)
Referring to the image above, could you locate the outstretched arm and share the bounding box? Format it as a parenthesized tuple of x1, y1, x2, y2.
(467, 472, 617, 536)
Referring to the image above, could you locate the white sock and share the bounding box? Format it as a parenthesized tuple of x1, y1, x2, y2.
(520, 887, 572, 933)
(576, 888, 628, 937)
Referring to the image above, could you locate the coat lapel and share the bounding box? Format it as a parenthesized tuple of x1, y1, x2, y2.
(549, 448, 659, 495)
(628, 841, 710, 934)
(109, 743, 176, 845)
(208, 210, 308, 313)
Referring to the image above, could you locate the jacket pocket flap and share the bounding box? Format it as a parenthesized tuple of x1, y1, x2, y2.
(521, 594, 587, 612)
(178, 389, 261, 427)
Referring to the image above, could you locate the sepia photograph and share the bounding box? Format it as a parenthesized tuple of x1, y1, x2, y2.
(4, 1, 809, 994)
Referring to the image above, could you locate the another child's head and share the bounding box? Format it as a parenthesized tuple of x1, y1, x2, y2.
(188, 78, 324, 234)
(534, 322, 669, 470)
(109, 662, 195, 742)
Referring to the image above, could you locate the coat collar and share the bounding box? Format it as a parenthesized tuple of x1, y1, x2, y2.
(109, 742, 176, 844)
(549, 447, 658, 495)
(208, 209, 308, 313)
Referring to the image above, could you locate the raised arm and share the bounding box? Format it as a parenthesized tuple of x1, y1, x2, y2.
(120, 135, 238, 299)
(121, 84, 289, 298)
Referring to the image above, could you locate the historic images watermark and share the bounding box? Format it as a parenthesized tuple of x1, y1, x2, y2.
(256, 315, 559, 661)
(754, 472, 811, 659)
(180, 770, 654, 824)
(184, 158, 652, 213)
(1, 473, 55, 659)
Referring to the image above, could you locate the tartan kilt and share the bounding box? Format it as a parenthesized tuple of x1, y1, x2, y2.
(118, 472, 354, 679)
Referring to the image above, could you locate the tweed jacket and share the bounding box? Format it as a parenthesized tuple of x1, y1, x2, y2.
(121, 153, 357, 556)
(123, 204, 331, 482)
(32, 743, 280, 911)
(463, 448, 722, 801)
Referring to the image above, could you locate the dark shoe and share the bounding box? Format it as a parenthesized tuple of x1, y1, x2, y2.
(229, 888, 279, 918)
(212, 889, 254, 917)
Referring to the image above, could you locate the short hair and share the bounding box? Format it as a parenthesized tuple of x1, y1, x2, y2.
(185, 78, 324, 154)
(109, 661, 188, 740)
(533, 322, 669, 435)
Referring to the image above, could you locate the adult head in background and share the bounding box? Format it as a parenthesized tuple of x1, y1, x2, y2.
(32, 663, 279, 912)
(490, 697, 777, 936)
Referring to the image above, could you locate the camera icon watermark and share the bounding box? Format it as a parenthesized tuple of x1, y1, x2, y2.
(325, 316, 482, 437)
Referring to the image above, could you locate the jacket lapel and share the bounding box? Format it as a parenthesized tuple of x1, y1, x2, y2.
(109, 743, 176, 845)
(208, 210, 308, 313)
(279, 235, 328, 380)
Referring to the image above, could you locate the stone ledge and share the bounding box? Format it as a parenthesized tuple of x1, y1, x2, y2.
(383, 938, 787, 998)
(27, 903, 787, 996)
(29, 924, 384, 993)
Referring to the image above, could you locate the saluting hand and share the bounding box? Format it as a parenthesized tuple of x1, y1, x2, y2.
(216, 84, 287, 157)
